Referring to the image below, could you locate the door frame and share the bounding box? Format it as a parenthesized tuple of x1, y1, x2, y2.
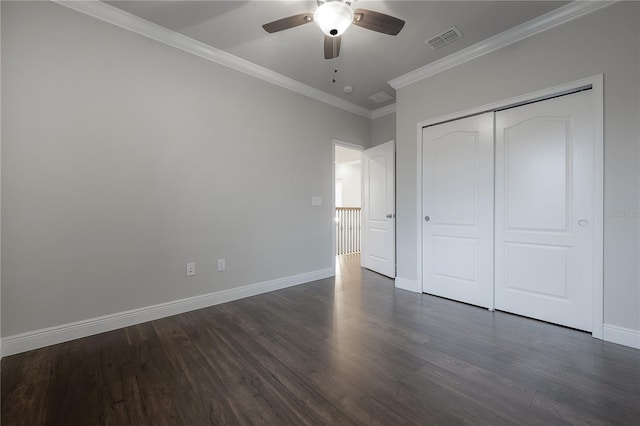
(332, 140, 364, 273)
(415, 75, 604, 339)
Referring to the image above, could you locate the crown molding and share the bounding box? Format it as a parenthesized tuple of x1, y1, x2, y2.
(53, 0, 373, 119)
(370, 103, 396, 119)
(52, 1, 612, 119)
(389, 0, 616, 90)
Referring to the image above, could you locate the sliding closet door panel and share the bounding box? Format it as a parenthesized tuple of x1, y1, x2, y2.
(495, 90, 594, 331)
(422, 112, 494, 309)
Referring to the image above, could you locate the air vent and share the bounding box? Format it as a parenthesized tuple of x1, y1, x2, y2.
(367, 91, 394, 104)
(425, 26, 463, 49)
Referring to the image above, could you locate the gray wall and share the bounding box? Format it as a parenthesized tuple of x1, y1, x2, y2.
(371, 113, 396, 147)
(396, 1, 640, 331)
(1, 1, 370, 336)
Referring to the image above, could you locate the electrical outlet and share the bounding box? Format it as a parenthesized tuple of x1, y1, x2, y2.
(217, 259, 225, 272)
(186, 262, 196, 277)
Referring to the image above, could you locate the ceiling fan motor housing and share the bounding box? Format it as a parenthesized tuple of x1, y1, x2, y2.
(314, 0, 355, 37)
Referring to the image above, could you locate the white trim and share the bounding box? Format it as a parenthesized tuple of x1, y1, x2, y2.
(416, 122, 424, 297)
(591, 75, 605, 340)
(395, 277, 419, 293)
(603, 324, 640, 349)
(332, 143, 336, 268)
(1, 267, 333, 357)
(371, 103, 396, 119)
(52, 0, 372, 119)
(333, 139, 367, 152)
(389, 1, 615, 90)
(415, 75, 604, 339)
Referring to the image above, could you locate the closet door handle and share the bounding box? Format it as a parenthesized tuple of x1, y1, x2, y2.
(425, 216, 430, 222)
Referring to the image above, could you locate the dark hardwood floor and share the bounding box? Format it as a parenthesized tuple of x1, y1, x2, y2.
(2, 253, 640, 425)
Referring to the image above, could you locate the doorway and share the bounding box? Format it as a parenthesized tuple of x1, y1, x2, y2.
(333, 141, 397, 279)
(334, 143, 363, 272)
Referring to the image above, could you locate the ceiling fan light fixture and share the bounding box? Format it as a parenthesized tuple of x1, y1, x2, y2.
(314, 1, 354, 37)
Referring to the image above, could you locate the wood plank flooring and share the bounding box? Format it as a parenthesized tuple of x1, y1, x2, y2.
(2, 253, 640, 425)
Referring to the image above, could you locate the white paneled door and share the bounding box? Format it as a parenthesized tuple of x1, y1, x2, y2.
(422, 113, 494, 309)
(421, 90, 596, 331)
(495, 90, 595, 331)
(362, 141, 395, 278)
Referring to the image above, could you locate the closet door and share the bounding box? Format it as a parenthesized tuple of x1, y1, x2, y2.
(494, 90, 594, 331)
(422, 112, 494, 309)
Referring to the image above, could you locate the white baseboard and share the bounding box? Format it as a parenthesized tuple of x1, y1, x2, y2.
(603, 324, 640, 349)
(1, 267, 333, 357)
(395, 277, 420, 293)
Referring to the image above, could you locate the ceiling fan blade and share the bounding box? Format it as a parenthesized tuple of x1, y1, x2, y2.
(324, 35, 341, 59)
(262, 13, 314, 33)
(353, 9, 405, 36)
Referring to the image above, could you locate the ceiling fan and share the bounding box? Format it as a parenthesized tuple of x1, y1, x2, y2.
(262, 0, 405, 59)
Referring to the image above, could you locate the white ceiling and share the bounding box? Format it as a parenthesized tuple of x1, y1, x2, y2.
(106, 1, 569, 111)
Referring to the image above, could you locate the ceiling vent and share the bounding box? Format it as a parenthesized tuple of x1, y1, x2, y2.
(425, 26, 463, 49)
(367, 91, 394, 104)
